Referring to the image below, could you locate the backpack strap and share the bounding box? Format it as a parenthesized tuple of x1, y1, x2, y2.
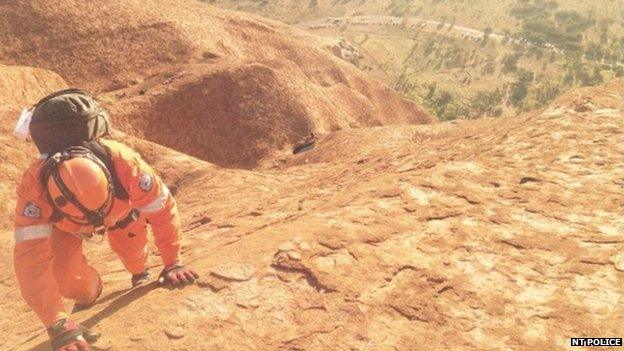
(81, 140, 130, 200)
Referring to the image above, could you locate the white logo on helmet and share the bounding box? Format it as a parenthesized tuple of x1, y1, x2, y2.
(139, 171, 153, 192)
(23, 202, 42, 219)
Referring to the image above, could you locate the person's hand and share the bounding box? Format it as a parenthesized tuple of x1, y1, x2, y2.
(48, 318, 99, 351)
(55, 338, 89, 351)
(158, 263, 199, 286)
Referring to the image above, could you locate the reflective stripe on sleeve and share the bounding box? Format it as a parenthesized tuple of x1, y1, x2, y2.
(14, 224, 53, 243)
(138, 185, 171, 214)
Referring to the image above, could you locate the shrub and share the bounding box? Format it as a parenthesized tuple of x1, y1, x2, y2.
(535, 80, 561, 106)
(554, 10, 594, 36)
(471, 89, 503, 116)
(423, 40, 436, 57)
(493, 106, 504, 117)
(509, 69, 533, 106)
(517, 68, 535, 83)
(481, 58, 496, 75)
(422, 85, 468, 120)
(395, 73, 417, 94)
(483, 27, 493, 38)
(502, 53, 521, 73)
(510, 83, 529, 106)
(585, 42, 604, 61)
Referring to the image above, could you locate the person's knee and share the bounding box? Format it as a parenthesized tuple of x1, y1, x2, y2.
(52, 259, 99, 297)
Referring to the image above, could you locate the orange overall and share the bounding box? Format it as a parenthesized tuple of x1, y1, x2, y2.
(13, 139, 182, 327)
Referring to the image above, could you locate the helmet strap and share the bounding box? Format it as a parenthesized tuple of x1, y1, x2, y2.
(42, 147, 115, 232)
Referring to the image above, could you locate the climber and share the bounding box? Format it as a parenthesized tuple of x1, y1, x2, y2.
(12, 89, 199, 351)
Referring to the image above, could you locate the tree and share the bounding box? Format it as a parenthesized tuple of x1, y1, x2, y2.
(423, 40, 436, 57)
(448, 16, 456, 31)
(481, 26, 493, 46)
(395, 73, 416, 94)
(502, 53, 521, 73)
(589, 65, 603, 86)
(549, 51, 556, 63)
(510, 83, 528, 106)
(483, 26, 493, 39)
(509, 68, 534, 106)
(535, 80, 560, 106)
(517, 68, 534, 83)
(471, 89, 502, 116)
(585, 42, 604, 61)
(529, 45, 544, 59)
(423, 86, 464, 120)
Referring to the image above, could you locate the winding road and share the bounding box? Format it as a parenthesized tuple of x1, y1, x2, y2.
(298, 15, 623, 67)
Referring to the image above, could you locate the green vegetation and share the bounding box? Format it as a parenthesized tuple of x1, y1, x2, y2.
(510, 68, 534, 107)
(386, 0, 413, 17)
(511, 3, 592, 55)
(204, 0, 623, 120)
(510, 0, 623, 64)
(502, 53, 521, 73)
(535, 80, 561, 106)
(423, 83, 470, 121)
(482, 26, 493, 46)
(471, 89, 503, 117)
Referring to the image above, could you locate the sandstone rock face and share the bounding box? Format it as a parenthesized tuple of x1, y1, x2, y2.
(104, 59, 431, 169)
(0, 0, 432, 169)
(1, 79, 621, 351)
(0, 2, 621, 350)
(210, 263, 256, 282)
(0, 64, 66, 107)
(0, 64, 67, 230)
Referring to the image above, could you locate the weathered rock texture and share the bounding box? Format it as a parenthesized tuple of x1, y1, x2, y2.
(0, 0, 432, 169)
(1, 79, 621, 351)
(0, 64, 67, 230)
(0, 2, 621, 350)
(0, 64, 66, 107)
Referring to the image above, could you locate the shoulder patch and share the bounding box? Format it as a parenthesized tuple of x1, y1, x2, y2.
(138, 171, 153, 192)
(23, 202, 42, 219)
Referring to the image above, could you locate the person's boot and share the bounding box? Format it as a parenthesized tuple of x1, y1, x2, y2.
(131, 269, 151, 287)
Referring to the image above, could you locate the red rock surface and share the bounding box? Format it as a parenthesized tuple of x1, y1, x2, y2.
(2, 80, 622, 350)
(0, 1, 622, 350)
(0, 64, 66, 107)
(0, 64, 67, 230)
(1, 0, 432, 168)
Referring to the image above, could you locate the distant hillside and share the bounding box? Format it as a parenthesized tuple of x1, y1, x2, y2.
(205, 0, 624, 119)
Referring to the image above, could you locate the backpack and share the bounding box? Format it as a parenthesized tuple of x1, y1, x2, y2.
(29, 88, 111, 155)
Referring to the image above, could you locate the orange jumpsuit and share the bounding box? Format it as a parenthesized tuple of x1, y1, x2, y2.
(13, 139, 182, 327)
